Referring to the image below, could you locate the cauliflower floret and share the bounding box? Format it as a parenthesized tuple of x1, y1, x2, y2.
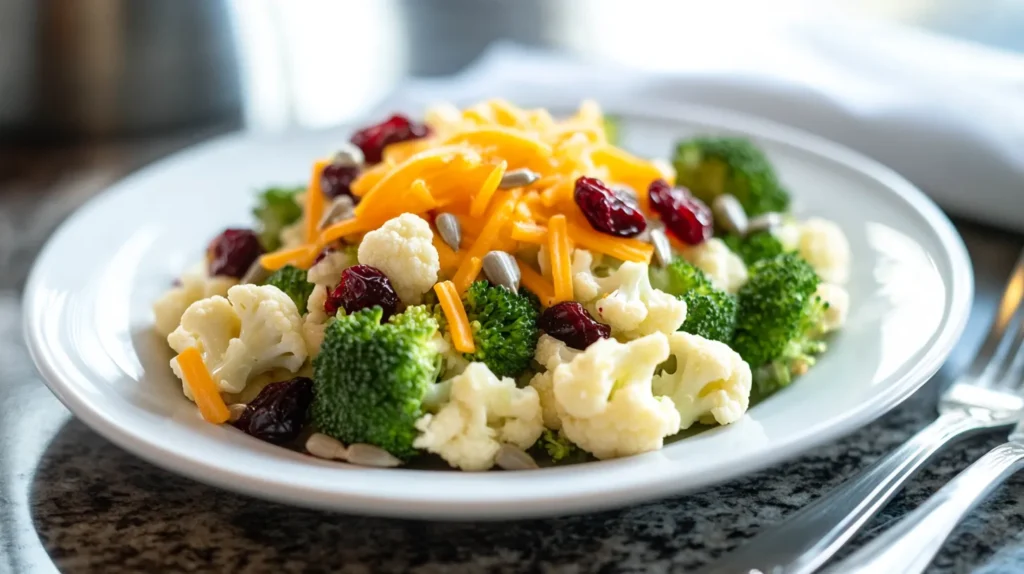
(279, 191, 307, 250)
(816, 282, 850, 333)
(168, 284, 308, 399)
(528, 334, 582, 430)
(306, 248, 356, 287)
(772, 221, 801, 252)
(652, 332, 751, 430)
(552, 333, 681, 459)
(152, 264, 237, 337)
(414, 362, 544, 471)
(589, 261, 687, 339)
(301, 285, 330, 357)
(679, 237, 748, 293)
(798, 217, 851, 284)
(357, 213, 440, 305)
(571, 249, 604, 303)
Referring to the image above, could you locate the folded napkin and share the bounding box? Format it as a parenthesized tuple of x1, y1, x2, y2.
(377, 20, 1024, 233)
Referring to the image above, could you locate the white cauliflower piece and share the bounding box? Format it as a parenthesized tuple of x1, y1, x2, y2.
(798, 217, 851, 284)
(306, 248, 356, 287)
(680, 237, 748, 293)
(152, 264, 237, 337)
(537, 244, 551, 280)
(652, 332, 751, 430)
(168, 284, 308, 399)
(552, 334, 681, 459)
(302, 285, 330, 357)
(816, 282, 850, 333)
(571, 249, 604, 303)
(772, 221, 801, 252)
(589, 261, 687, 339)
(414, 362, 544, 471)
(528, 335, 582, 430)
(279, 191, 307, 249)
(357, 213, 440, 305)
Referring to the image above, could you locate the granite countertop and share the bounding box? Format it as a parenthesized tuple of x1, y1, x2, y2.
(2, 137, 1024, 574)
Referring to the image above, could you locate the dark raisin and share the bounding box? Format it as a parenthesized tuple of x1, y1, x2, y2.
(324, 264, 399, 321)
(648, 178, 714, 245)
(321, 163, 361, 201)
(207, 228, 264, 278)
(350, 114, 430, 164)
(538, 301, 611, 350)
(233, 377, 314, 444)
(573, 176, 647, 238)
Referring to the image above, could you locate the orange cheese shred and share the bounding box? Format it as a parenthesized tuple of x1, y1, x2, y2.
(511, 221, 547, 244)
(260, 244, 319, 271)
(434, 281, 476, 353)
(451, 192, 517, 287)
(547, 215, 574, 303)
(566, 221, 654, 263)
(319, 217, 371, 245)
(432, 234, 460, 278)
(516, 259, 556, 308)
(176, 347, 230, 424)
(304, 160, 329, 243)
(469, 160, 507, 217)
(453, 256, 483, 294)
(350, 160, 393, 197)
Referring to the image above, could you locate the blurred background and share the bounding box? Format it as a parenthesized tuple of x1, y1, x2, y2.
(1, 0, 1022, 141)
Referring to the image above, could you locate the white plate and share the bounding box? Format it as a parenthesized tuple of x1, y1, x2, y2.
(23, 102, 972, 520)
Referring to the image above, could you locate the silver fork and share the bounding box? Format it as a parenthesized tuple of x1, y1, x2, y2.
(696, 249, 1024, 574)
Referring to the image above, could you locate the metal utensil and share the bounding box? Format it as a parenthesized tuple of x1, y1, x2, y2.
(697, 249, 1024, 574)
(828, 423, 1024, 573)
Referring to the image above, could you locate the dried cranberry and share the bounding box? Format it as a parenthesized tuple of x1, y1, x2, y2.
(538, 302, 611, 350)
(233, 377, 314, 444)
(350, 114, 430, 164)
(206, 228, 264, 278)
(321, 163, 361, 201)
(313, 246, 335, 266)
(648, 179, 714, 245)
(573, 176, 647, 238)
(324, 264, 399, 321)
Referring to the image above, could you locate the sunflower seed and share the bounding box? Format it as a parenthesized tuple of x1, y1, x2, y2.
(345, 443, 402, 468)
(746, 212, 785, 234)
(434, 212, 462, 251)
(498, 168, 540, 189)
(495, 444, 539, 470)
(305, 433, 348, 461)
(331, 143, 364, 168)
(711, 194, 748, 236)
(227, 403, 248, 423)
(482, 250, 520, 293)
(319, 195, 356, 230)
(240, 260, 271, 285)
(650, 228, 673, 267)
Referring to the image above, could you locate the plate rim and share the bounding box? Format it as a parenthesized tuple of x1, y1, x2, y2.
(22, 99, 974, 520)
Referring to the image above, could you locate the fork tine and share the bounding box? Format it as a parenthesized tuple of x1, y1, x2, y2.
(997, 317, 1024, 387)
(966, 250, 1024, 384)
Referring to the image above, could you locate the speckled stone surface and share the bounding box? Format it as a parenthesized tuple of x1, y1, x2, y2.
(2, 141, 1024, 574)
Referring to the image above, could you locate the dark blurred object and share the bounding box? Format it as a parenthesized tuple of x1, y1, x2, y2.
(0, 0, 241, 143)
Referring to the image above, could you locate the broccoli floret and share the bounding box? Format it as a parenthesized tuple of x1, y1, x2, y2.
(461, 281, 540, 378)
(253, 185, 304, 251)
(672, 136, 790, 216)
(681, 289, 738, 344)
(311, 305, 443, 458)
(723, 230, 788, 266)
(731, 253, 829, 397)
(540, 429, 577, 462)
(263, 265, 314, 314)
(650, 258, 737, 344)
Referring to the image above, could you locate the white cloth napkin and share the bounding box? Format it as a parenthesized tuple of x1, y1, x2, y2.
(376, 20, 1024, 233)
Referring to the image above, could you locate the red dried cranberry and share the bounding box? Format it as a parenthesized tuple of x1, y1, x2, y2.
(350, 114, 430, 164)
(648, 179, 714, 245)
(321, 163, 361, 201)
(538, 302, 611, 350)
(324, 264, 399, 321)
(313, 246, 335, 266)
(573, 176, 647, 238)
(233, 377, 314, 445)
(206, 228, 264, 278)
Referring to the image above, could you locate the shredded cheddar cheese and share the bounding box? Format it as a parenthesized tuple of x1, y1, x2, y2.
(547, 215, 574, 303)
(517, 258, 556, 308)
(176, 347, 230, 424)
(434, 281, 476, 353)
(304, 160, 329, 243)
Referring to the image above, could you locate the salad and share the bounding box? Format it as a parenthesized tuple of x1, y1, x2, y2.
(152, 99, 851, 471)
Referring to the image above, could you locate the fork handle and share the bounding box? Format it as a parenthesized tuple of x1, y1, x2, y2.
(696, 410, 987, 574)
(829, 441, 1024, 574)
